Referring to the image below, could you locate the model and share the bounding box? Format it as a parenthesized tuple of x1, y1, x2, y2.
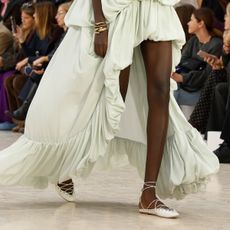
(0, 0, 219, 219)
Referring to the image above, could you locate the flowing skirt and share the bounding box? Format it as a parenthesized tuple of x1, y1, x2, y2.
(0, 0, 219, 200)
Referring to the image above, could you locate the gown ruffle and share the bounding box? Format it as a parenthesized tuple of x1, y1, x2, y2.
(0, 0, 219, 200)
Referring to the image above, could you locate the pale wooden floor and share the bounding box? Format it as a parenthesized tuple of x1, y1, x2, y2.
(0, 131, 229, 230)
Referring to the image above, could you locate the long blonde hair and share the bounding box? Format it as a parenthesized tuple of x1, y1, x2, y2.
(59, 2, 72, 13)
(34, 1, 56, 40)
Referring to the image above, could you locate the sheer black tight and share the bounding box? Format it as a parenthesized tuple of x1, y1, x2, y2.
(60, 41, 172, 205)
(119, 41, 172, 207)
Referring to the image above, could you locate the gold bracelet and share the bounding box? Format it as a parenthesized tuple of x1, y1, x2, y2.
(95, 26, 108, 34)
(95, 21, 107, 26)
(94, 21, 108, 34)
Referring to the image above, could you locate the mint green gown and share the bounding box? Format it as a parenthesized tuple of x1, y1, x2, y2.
(0, 0, 219, 199)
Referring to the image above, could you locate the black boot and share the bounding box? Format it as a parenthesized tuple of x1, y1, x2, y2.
(6, 82, 38, 121)
(214, 141, 230, 163)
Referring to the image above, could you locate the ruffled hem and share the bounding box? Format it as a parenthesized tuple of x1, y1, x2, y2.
(0, 0, 218, 202)
(104, 126, 219, 200)
(0, 112, 219, 200)
(0, 74, 125, 188)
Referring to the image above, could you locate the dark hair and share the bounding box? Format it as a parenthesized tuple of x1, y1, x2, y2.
(193, 8, 222, 37)
(21, 2, 35, 17)
(176, 4, 195, 41)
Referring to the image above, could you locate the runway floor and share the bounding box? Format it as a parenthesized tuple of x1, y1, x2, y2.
(0, 131, 229, 230)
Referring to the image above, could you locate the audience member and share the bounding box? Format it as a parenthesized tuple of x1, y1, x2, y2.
(199, 0, 228, 32)
(189, 30, 230, 133)
(33, 1, 71, 68)
(175, 4, 196, 42)
(0, 21, 14, 129)
(0, 21, 13, 55)
(192, 3, 230, 163)
(172, 8, 222, 108)
(0, 0, 28, 31)
(6, 1, 64, 124)
(1, 2, 35, 131)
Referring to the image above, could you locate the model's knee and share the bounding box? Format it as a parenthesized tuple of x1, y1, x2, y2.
(148, 81, 170, 99)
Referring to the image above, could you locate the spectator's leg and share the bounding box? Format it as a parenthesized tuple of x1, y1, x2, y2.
(206, 82, 228, 131)
(12, 74, 27, 108)
(4, 74, 18, 113)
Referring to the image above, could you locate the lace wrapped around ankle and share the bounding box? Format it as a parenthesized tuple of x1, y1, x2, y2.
(55, 180, 75, 202)
(139, 181, 179, 218)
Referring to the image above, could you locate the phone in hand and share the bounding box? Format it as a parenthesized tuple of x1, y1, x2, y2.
(197, 50, 218, 60)
(10, 16, 17, 34)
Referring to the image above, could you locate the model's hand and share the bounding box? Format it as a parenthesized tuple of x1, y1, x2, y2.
(94, 30, 108, 58)
(171, 72, 183, 82)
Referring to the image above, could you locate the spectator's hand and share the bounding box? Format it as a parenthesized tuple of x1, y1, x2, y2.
(13, 26, 24, 43)
(94, 29, 108, 57)
(223, 43, 230, 54)
(204, 56, 224, 70)
(15, 58, 28, 71)
(0, 56, 3, 68)
(33, 56, 48, 67)
(223, 30, 230, 54)
(33, 69, 44, 75)
(171, 72, 183, 82)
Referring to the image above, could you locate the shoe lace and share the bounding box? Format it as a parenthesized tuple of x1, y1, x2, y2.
(57, 180, 74, 195)
(140, 181, 172, 210)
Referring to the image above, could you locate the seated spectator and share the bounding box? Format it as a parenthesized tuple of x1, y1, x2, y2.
(172, 8, 222, 110)
(189, 30, 230, 133)
(200, 3, 230, 163)
(1, 2, 35, 131)
(0, 21, 13, 55)
(6, 1, 65, 124)
(175, 4, 196, 42)
(33, 1, 71, 68)
(199, 0, 228, 32)
(0, 25, 17, 72)
(0, 21, 15, 129)
(0, 0, 28, 31)
(207, 59, 230, 163)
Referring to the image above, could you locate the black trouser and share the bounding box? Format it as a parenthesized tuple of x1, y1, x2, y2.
(206, 82, 228, 131)
(221, 98, 230, 144)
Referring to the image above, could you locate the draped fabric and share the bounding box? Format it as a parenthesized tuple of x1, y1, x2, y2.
(0, 0, 219, 200)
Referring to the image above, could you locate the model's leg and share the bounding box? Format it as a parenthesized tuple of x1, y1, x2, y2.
(139, 40, 178, 217)
(56, 179, 75, 202)
(57, 179, 74, 194)
(56, 67, 130, 201)
(119, 66, 130, 101)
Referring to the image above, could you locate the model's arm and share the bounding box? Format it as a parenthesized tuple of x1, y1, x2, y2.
(92, 0, 108, 57)
(92, 0, 106, 23)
